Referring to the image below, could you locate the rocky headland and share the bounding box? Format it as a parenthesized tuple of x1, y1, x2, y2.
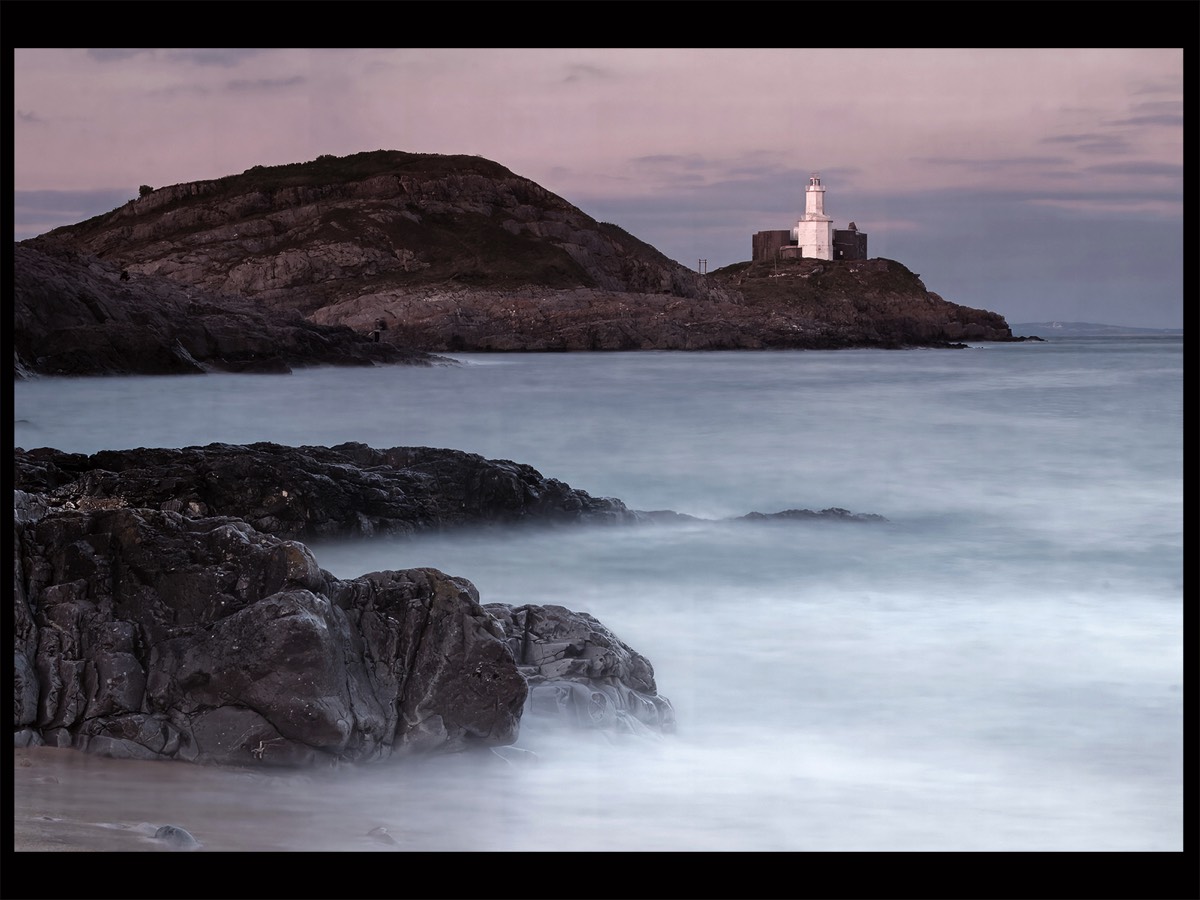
(306, 256, 1017, 351)
(17, 149, 1020, 372)
(13, 442, 883, 767)
(13, 241, 445, 378)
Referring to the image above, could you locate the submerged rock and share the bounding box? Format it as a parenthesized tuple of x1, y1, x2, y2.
(735, 507, 889, 524)
(153, 824, 200, 850)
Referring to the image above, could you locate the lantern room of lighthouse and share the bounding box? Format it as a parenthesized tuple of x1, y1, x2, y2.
(791, 172, 835, 261)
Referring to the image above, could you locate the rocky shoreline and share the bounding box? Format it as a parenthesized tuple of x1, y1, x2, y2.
(13, 242, 447, 378)
(310, 257, 1021, 353)
(13, 441, 885, 769)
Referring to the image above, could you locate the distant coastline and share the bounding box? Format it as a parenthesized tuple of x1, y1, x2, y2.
(1011, 321, 1183, 337)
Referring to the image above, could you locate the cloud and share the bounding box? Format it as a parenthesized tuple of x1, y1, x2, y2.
(145, 83, 213, 100)
(1110, 114, 1185, 127)
(164, 49, 266, 68)
(894, 183, 1182, 224)
(1027, 198, 1180, 217)
(84, 49, 265, 68)
(1106, 98, 1182, 128)
(1041, 133, 1133, 155)
(1081, 161, 1183, 180)
(914, 156, 1072, 172)
(225, 76, 306, 93)
(631, 154, 710, 169)
(1129, 99, 1183, 115)
(86, 49, 153, 63)
(562, 63, 612, 83)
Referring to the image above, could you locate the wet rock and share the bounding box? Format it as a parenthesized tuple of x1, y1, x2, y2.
(153, 824, 200, 849)
(13, 501, 528, 765)
(13, 442, 636, 541)
(735, 507, 889, 524)
(486, 603, 675, 735)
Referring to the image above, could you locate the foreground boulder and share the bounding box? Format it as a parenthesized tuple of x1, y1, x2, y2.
(13, 495, 523, 764)
(13, 493, 672, 765)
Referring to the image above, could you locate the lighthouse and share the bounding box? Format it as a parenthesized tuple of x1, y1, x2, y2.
(793, 172, 834, 260)
(751, 173, 868, 262)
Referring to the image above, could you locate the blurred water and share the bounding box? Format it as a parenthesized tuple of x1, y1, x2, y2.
(12, 337, 1183, 851)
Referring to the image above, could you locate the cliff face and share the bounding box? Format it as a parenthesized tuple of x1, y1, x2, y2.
(23, 149, 1013, 355)
(301, 254, 1014, 351)
(13, 242, 443, 377)
(710, 257, 1014, 345)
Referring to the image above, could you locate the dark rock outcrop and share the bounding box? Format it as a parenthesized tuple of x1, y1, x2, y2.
(487, 603, 675, 735)
(24, 149, 1016, 353)
(13, 241, 445, 378)
(13, 492, 533, 765)
(705, 256, 1015, 346)
(13, 442, 637, 541)
(735, 507, 889, 524)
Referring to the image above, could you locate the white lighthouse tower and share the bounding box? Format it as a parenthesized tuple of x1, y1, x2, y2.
(792, 172, 834, 260)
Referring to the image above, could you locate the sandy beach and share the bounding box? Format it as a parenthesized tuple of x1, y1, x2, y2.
(12, 744, 424, 852)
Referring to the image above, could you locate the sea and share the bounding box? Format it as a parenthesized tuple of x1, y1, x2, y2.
(11, 336, 1184, 853)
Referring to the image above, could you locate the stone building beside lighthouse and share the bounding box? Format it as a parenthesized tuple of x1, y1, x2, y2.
(752, 173, 868, 262)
